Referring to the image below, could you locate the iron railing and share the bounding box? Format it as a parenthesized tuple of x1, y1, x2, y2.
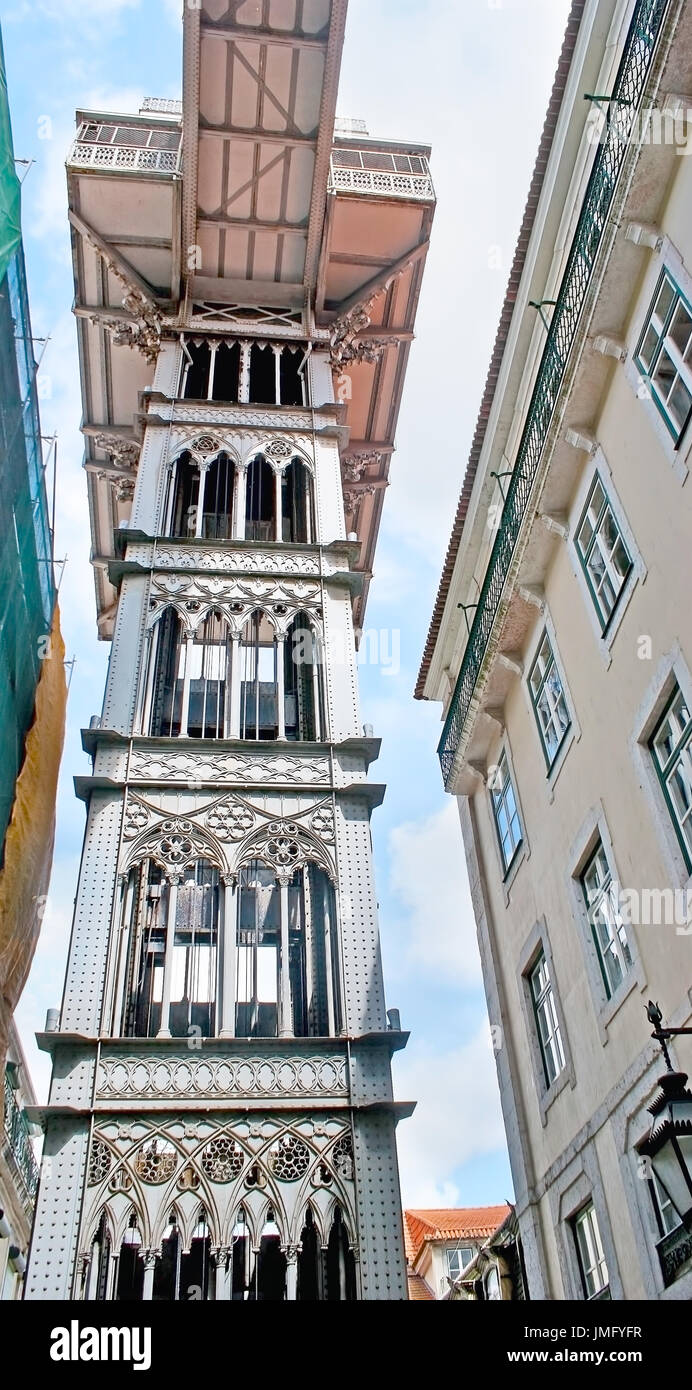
(658, 1221, 692, 1286)
(328, 159, 434, 202)
(438, 0, 670, 788)
(69, 141, 180, 174)
(140, 97, 182, 116)
(3, 1073, 39, 1208)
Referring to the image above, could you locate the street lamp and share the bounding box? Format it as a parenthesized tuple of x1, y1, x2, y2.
(642, 1001, 692, 1227)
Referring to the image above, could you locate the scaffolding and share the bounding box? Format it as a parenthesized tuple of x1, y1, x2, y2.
(0, 32, 55, 863)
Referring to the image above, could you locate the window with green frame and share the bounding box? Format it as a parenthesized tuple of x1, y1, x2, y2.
(575, 475, 632, 631)
(489, 749, 523, 875)
(529, 951, 565, 1088)
(572, 1203, 610, 1300)
(528, 631, 571, 770)
(635, 270, 692, 442)
(580, 841, 632, 1000)
(649, 684, 692, 871)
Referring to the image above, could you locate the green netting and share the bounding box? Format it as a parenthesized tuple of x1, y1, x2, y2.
(0, 30, 21, 285)
(0, 23, 54, 863)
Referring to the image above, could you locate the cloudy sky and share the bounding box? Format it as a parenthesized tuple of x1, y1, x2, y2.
(3, 0, 572, 1209)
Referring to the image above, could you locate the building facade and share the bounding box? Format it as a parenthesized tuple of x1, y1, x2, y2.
(1, 1022, 39, 1299)
(447, 1207, 527, 1302)
(403, 1205, 517, 1301)
(418, 0, 692, 1300)
(25, 1, 434, 1301)
(0, 26, 66, 1074)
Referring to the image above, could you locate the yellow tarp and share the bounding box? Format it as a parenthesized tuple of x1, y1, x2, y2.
(0, 604, 67, 1047)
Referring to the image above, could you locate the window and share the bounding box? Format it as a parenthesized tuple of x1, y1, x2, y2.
(636, 271, 692, 441)
(529, 952, 565, 1087)
(122, 859, 220, 1039)
(580, 842, 632, 999)
(168, 452, 235, 541)
(575, 476, 632, 630)
(285, 613, 321, 741)
(235, 860, 340, 1039)
(121, 854, 339, 1043)
(116, 1213, 144, 1300)
(245, 454, 275, 542)
(282, 457, 314, 543)
(649, 1169, 683, 1240)
(79, 122, 180, 152)
(446, 1247, 474, 1281)
(490, 750, 523, 874)
(239, 611, 279, 739)
(573, 1203, 610, 1300)
(528, 632, 571, 769)
(484, 1265, 502, 1300)
(148, 609, 230, 739)
(180, 337, 306, 406)
(649, 684, 692, 871)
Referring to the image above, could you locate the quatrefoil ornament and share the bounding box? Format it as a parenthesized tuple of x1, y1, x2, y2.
(205, 802, 255, 841)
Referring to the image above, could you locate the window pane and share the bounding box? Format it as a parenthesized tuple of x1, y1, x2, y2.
(669, 301, 692, 355)
(654, 277, 675, 324)
(669, 376, 692, 428)
(575, 1205, 609, 1298)
(638, 324, 660, 372)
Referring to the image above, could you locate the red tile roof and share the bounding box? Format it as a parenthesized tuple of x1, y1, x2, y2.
(404, 1206, 511, 1264)
(415, 0, 586, 700)
(407, 1271, 435, 1301)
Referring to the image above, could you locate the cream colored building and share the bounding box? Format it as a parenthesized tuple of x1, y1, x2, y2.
(418, 0, 692, 1301)
(403, 1206, 515, 1301)
(1, 1023, 39, 1299)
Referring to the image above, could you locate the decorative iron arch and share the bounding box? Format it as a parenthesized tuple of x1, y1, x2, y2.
(233, 820, 336, 885)
(170, 434, 241, 469)
(246, 436, 315, 476)
(123, 823, 228, 880)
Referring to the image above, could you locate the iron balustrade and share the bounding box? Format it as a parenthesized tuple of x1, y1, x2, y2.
(69, 141, 180, 174)
(3, 1072, 39, 1208)
(438, 0, 670, 789)
(657, 1221, 692, 1286)
(328, 164, 435, 201)
(140, 97, 183, 115)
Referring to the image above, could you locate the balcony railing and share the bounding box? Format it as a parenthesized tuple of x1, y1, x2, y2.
(438, 0, 670, 789)
(69, 140, 180, 174)
(140, 97, 182, 116)
(658, 1222, 692, 1287)
(329, 151, 434, 202)
(3, 1074, 39, 1210)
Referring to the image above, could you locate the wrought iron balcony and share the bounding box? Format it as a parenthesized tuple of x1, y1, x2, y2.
(329, 148, 434, 202)
(140, 97, 183, 116)
(68, 120, 181, 175)
(657, 1222, 692, 1287)
(3, 1073, 39, 1210)
(438, 0, 669, 790)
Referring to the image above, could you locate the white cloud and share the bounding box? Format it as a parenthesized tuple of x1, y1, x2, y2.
(337, 0, 573, 562)
(30, 86, 147, 248)
(161, 0, 183, 24)
(38, 0, 140, 17)
(394, 1023, 507, 1208)
(388, 800, 482, 985)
